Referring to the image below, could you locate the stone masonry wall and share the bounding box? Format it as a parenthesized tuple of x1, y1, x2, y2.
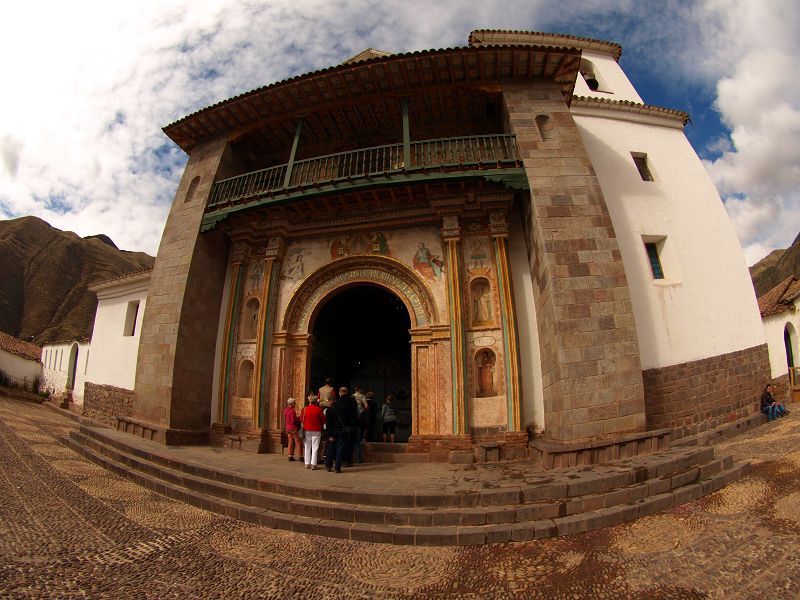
(643, 344, 771, 439)
(502, 81, 646, 443)
(134, 135, 236, 436)
(83, 382, 134, 427)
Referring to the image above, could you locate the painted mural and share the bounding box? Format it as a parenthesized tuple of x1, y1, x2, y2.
(412, 242, 444, 279)
(330, 231, 390, 260)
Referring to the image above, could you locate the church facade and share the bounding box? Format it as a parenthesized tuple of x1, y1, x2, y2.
(126, 30, 769, 462)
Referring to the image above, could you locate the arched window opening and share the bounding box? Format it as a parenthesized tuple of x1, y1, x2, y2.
(785, 323, 797, 369)
(475, 349, 497, 397)
(535, 115, 556, 141)
(184, 176, 201, 203)
(66, 343, 79, 391)
(242, 298, 260, 340)
(237, 360, 254, 398)
(579, 59, 610, 93)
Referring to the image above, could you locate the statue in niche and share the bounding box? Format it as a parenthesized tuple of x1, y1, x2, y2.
(471, 279, 492, 325)
(248, 260, 264, 290)
(243, 299, 260, 339)
(476, 350, 496, 397)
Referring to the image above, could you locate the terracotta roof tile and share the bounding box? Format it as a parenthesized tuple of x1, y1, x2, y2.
(758, 276, 800, 317)
(0, 331, 42, 362)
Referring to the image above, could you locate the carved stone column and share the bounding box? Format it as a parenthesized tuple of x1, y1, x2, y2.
(215, 242, 248, 427)
(490, 211, 522, 431)
(442, 215, 468, 435)
(254, 237, 284, 431)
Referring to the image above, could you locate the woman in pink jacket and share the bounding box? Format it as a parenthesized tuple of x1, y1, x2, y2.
(284, 398, 302, 461)
(301, 396, 326, 469)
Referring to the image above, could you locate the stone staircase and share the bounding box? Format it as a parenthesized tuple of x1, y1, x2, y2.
(63, 424, 749, 546)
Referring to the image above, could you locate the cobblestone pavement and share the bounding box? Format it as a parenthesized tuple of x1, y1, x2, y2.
(2, 397, 799, 599)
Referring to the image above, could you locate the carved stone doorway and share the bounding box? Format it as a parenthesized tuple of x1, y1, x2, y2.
(310, 284, 412, 442)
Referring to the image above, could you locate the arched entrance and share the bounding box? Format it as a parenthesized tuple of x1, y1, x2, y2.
(785, 323, 796, 370)
(275, 255, 450, 443)
(66, 343, 79, 392)
(310, 285, 412, 442)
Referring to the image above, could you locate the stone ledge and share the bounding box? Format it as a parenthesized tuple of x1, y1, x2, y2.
(115, 415, 208, 445)
(531, 428, 671, 469)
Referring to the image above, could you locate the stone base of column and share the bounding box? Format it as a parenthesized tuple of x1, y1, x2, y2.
(406, 434, 473, 463)
(115, 416, 209, 446)
(210, 423, 278, 453)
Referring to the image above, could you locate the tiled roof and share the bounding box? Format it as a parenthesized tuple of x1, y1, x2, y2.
(0, 331, 42, 362)
(88, 268, 152, 291)
(468, 29, 623, 60)
(570, 96, 690, 125)
(758, 276, 800, 317)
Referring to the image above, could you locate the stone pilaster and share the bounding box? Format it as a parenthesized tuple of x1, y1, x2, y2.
(133, 135, 235, 442)
(216, 244, 247, 425)
(502, 81, 646, 443)
(442, 215, 468, 434)
(490, 211, 522, 431)
(255, 236, 284, 429)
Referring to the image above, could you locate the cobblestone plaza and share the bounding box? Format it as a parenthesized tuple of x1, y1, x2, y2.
(1, 396, 799, 599)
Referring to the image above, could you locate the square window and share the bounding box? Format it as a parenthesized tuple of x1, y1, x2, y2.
(631, 152, 654, 181)
(124, 301, 140, 337)
(644, 242, 664, 279)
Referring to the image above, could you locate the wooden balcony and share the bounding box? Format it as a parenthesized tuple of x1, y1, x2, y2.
(207, 134, 525, 212)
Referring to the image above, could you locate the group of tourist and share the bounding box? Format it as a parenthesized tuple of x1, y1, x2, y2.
(283, 378, 400, 473)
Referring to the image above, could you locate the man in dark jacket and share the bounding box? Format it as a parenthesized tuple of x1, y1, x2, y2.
(325, 387, 359, 473)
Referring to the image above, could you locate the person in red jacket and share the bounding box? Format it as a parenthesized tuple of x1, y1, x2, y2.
(284, 398, 302, 461)
(301, 396, 326, 469)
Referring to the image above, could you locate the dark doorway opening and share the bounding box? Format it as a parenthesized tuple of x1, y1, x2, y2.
(310, 285, 412, 442)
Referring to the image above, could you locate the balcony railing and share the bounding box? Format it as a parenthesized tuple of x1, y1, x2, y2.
(208, 134, 521, 209)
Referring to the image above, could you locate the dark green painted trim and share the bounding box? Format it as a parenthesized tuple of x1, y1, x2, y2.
(201, 168, 528, 231)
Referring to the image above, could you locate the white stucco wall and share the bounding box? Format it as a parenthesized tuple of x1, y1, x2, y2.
(0, 350, 42, 389)
(42, 341, 89, 402)
(508, 208, 544, 432)
(573, 50, 643, 103)
(85, 278, 149, 391)
(573, 112, 765, 369)
(763, 301, 800, 379)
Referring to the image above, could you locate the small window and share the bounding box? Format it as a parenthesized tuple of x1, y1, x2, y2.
(124, 301, 140, 336)
(644, 242, 664, 279)
(631, 152, 654, 181)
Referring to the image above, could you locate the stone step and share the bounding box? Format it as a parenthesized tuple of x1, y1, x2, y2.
(62, 429, 748, 545)
(72, 424, 719, 508)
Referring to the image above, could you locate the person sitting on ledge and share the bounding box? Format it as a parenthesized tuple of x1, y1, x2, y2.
(761, 384, 789, 421)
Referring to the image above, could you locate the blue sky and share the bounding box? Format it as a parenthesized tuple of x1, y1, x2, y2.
(1, 0, 798, 265)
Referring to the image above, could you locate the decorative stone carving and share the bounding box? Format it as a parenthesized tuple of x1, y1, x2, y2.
(284, 256, 438, 333)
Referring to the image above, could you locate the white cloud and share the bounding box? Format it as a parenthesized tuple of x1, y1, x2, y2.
(690, 0, 800, 265)
(1, 0, 798, 266)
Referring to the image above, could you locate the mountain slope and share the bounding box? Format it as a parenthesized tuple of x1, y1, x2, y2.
(0, 216, 154, 344)
(750, 232, 800, 298)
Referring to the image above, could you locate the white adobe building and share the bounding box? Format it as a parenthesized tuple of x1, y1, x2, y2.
(41, 339, 89, 402)
(0, 331, 42, 391)
(40, 269, 150, 416)
(758, 276, 800, 395)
